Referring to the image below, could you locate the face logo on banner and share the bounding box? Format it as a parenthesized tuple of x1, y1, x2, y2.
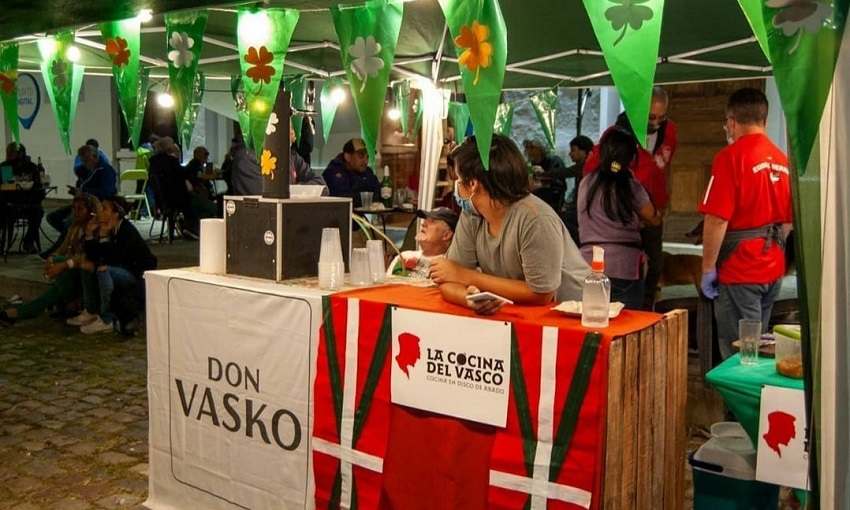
(763, 410, 796, 457)
(391, 308, 511, 427)
(756, 386, 810, 490)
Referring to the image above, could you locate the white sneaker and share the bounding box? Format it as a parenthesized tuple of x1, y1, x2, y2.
(81, 317, 113, 334)
(67, 311, 98, 326)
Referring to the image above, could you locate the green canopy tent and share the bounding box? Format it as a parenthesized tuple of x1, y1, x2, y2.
(1, 2, 845, 508)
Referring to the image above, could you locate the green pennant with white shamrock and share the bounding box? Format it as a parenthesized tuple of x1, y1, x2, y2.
(392, 79, 411, 136)
(38, 31, 85, 154)
(738, 0, 848, 174)
(331, 0, 404, 164)
(165, 11, 208, 150)
(0, 43, 20, 145)
(448, 101, 470, 144)
(284, 74, 307, 145)
(493, 102, 514, 137)
(583, 0, 665, 148)
(237, 8, 300, 157)
(531, 88, 558, 149)
(439, 0, 508, 169)
(100, 18, 145, 149)
(320, 77, 343, 144)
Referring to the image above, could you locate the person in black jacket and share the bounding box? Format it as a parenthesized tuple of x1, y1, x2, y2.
(77, 196, 157, 335)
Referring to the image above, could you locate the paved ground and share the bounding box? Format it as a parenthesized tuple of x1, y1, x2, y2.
(0, 204, 799, 509)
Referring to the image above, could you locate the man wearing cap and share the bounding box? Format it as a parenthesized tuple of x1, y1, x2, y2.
(322, 138, 381, 207)
(386, 207, 458, 278)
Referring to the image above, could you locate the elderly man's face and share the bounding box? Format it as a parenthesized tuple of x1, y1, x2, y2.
(416, 218, 452, 247)
(647, 98, 667, 134)
(344, 151, 369, 173)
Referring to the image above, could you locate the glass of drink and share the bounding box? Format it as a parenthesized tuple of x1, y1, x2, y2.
(738, 319, 762, 366)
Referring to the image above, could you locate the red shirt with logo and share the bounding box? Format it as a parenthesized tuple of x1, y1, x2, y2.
(698, 133, 792, 284)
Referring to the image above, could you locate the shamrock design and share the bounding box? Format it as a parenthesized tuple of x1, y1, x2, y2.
(0, 71, 16, 94)
(348, 36, 384, 93)
(244, 46, 275, 87)
(266, 112, 279, 135)
(604, 0, 655, 46)
(767, 0, 833, 53)
(105, 36, 131, 67)
(455, 20, 493, 86)
(51, 59, 69, 90)
(168, 31, 195, 68)
(260, 149, 277, 179)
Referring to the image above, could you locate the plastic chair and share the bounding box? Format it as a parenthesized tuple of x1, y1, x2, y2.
(120, 169, 151, 221)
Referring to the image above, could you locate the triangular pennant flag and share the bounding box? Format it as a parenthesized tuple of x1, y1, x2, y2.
(178, 72, 205, 148)
(319, 77, 343, 143)
(130, 68, 150, 151)
(530, 88, 558, 149)
(237, 8, 300, 157)
(230, 75, 251, 143)
(439, 0, 508, 169)
(38, 31, 85, 154)
(165, 10, 208, 149)
(392, 80, 411, 135)
(0, 43, 20, 145)
(493, 102, 514, 137)
(738, 0, 848, 174)
(582, 0, 665, 148)
(285, 74, 307, 145)
(448, 101, 470, 144)
(331, 0, 404, 164)
(100, 18, 145, 149)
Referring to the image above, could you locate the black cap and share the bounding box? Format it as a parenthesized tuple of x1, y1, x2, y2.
(416, 207, 459, 232)
(343, 138, 368, 154)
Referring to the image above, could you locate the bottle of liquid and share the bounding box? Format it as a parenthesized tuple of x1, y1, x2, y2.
(581, 246, 611, 328)
(37, 157, 46, 187)
(380, 165, 393, 208)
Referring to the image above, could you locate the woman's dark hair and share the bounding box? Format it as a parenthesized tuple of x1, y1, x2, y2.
(102, 195, 129, 217)
(448, 134, 529, 205)
(584, 128, 641, 226)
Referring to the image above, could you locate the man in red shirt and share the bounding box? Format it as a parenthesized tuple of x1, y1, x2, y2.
(698, 87, 792, 359)
(584, 86, 678, 310)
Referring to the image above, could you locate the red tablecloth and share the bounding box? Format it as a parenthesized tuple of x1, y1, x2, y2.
(313, 285, 661, 510)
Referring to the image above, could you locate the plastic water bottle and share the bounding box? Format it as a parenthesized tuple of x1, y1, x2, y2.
(582, 246, 611, 328)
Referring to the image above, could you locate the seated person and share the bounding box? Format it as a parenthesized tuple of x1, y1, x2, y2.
(77, 196, 157, 335)
(322, 138, 381, 207)
(288, 124, 327, 189)
(430, 134, 589, 315)
(3, 143, 44, 253)
(561, 135, 594, 245)
(184, 145, 218, 220)
(386, 207, 458, 278)
(1, 194, 102, 326)
(523, 138, 566, 209)
(148, 137, 200, 239)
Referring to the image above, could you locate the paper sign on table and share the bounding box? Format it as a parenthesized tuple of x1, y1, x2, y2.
(391, 308, 511, 427)
(756, 385, 810, 490)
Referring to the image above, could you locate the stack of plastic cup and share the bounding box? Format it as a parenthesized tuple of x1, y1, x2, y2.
(367, 240, 387, 283)
(318, 228, 345, 290)
(350, 248, 371, 286)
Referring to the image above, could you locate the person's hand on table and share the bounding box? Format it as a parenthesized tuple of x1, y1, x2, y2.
(464, 285, 505, 316)
(429, 256, 467, 285)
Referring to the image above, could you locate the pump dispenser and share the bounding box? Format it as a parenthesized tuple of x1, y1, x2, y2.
(581, 246, 611, 328)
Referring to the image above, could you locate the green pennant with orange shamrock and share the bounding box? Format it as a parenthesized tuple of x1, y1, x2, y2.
(332, 0, 404, 165)
(582, 0, 665, 148)
(0, 43, 20, 146)
(38, 31, 85, 154)
(237, 8, 300, 157)
(738, 0, 848, 174)
(100, 18, 146, 149)
(438, 0, 508, 169)
(165, 10, 208, 150)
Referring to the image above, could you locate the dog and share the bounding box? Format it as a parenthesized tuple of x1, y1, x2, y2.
(658, 252, 704, 297)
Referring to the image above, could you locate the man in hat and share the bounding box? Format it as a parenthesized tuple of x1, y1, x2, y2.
(386, 207, 458, 278)
(322, 137, 381, 207)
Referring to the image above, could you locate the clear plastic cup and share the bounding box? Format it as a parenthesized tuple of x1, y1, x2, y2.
(319, 228, 343, 264)
(350, 248, 371, 286)
(318, 261, 344, 290)
(367, 240, 387, 283)
(359, 192, 373, 210)
(739, 319, 761, 366)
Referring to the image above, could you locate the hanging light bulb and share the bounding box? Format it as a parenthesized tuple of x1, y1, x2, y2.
(387, 107, 401, 121)
(137, 9, 153, 23)
(331, 86, 346, 104)
(65, 45, 81, 62)
(157, 91, 174, 108)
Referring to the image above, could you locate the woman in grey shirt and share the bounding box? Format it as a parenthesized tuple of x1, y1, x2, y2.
(430, 135, 588, 315)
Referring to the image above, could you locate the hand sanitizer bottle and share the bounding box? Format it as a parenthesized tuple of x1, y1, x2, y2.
(582, 246, 611, 328)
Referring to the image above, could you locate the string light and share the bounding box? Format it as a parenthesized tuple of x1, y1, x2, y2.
(157, 92, 174, 108)
(331, 86, 346, 104)
(387, 107, 401, 120)
(137, 9, 153, 23)
(65, 45, 81, 62)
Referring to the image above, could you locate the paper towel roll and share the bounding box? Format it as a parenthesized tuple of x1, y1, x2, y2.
(199, 219, 226, 274)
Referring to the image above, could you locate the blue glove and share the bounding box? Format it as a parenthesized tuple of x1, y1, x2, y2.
(701, 269, 719, 299)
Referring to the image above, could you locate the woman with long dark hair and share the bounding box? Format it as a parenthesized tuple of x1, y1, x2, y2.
(577, 128, 661, 309)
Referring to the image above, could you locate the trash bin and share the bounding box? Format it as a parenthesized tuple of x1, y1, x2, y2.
(690, 423, 780, 510)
